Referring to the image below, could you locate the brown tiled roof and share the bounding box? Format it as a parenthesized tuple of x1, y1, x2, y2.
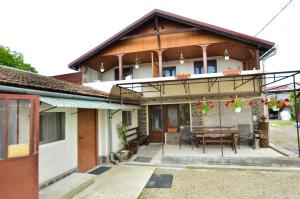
(0, 66, 108, 98)
(69, 9, 275, 70)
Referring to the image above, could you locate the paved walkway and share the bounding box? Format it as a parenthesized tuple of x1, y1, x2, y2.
(72, 165, 154, 199)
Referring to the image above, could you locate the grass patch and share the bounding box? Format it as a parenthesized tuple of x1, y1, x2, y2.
(269, 120, 295, 127)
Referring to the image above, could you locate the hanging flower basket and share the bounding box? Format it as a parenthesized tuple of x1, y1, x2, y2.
(235, 107, 241, 113)
(176, 73, 190, 79)
(225, 96, 250, 113)
(196, 100, 215, 116)
(261, 98, 289, 111)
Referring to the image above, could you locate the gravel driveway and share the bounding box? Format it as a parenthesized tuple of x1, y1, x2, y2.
(269, 121, 299, 152)
(139, 168, 300, 199)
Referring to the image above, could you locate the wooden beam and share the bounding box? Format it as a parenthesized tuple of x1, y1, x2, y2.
(117, 54, 124, 80)
(157, 49, 165, 77)
(155, 17, 161, 49)
(199, 45, 209, 74)
(120, 28, 199, 41)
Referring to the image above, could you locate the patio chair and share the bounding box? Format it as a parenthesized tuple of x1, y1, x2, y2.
(179, 125, 195, 149)
(237, 124, 253, 148)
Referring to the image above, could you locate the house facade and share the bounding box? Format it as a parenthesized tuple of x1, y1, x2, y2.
(68, 9, 274, 143)
(0, 66, 139, 198)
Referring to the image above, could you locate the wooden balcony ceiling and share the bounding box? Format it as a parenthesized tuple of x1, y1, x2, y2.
(70, 9, 274, 71)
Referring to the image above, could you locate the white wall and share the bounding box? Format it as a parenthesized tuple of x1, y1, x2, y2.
(97, 109, 110, 158)
(95, 56, 243, 82)
(39, 106, 78, 185)
(110, 109, 138, 152)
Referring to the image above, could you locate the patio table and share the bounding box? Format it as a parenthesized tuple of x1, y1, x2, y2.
(192, 129, 239, 154)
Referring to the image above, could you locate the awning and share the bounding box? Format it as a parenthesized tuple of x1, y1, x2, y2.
(40, 97, 139, 110)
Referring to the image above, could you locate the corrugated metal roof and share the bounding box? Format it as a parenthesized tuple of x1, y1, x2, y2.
(40, 97, 139, 110)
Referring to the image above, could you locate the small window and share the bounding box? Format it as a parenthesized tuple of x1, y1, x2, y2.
(194, 60, 217, 74)
(40, 112, 65, 144)
(122, 111, 132, 126)
(163, 66, 176, 77)
(115, 67, 133, 80)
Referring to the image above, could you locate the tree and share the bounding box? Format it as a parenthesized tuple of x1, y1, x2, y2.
(0, 45, 37, 73)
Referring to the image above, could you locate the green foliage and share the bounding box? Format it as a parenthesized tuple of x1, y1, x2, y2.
(0, 45, 37, 73)
(289, 92, 300, 118)
(116, 122, 129, 149)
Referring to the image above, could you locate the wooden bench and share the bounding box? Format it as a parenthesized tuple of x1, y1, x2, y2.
(125, 127, 149, 154)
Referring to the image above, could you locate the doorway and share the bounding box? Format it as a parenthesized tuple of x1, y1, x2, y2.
(78, 109, 98, 172)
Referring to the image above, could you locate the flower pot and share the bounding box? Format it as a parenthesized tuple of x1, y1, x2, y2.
(272, 106, 279, 111)
(235, 107, 241, 113)
(176, 74, 190, 79)
(202, 110, 208, 115)
(167, 127, 177, 133)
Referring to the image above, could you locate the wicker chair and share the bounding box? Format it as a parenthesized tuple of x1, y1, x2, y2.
(179, 125, 194, 149)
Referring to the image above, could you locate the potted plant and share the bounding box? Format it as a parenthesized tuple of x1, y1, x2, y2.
(225, 96, 246, 112)
(196, 100, 215, 115)
(261, 98, 289, 111)
(116, 122, 129, 149)
(176, 73, 191, 79)
(223, 67, 241, 76)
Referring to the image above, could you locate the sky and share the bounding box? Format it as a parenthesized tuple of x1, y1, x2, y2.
(0, 0, 299, 76)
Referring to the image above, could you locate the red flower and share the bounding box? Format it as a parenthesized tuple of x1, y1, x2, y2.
(285, 98, 289, 102)
(282, 103, 286, 108)
(276, 100, 281, 104)
(225, 102, 229, 107)
(264, 102, 268, 105)
(237, 96, 240, 98)
(261, 99, 265, 103)
(231, 99, 235, 103)
(198, 101, 202, 105)
(248, 100, 253, 106)
(210, 104, 215, 109)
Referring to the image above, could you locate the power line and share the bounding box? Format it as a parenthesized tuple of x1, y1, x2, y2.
(255, 0, 294, 36)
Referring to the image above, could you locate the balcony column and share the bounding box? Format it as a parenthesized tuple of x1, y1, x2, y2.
(117, 54, 124, 80)
(198, 45, 208, 74)
(157, 49, 165, 77)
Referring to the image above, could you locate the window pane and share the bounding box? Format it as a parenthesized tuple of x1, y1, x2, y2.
(167, 106, 178, 127)
(8, 100, 31, 158)
(0, 100, 5, 159)
(208, 66, 216, 73)
(163, 67, 176, 77)
(122, 111, 132, 126)
(40, 112, 65, 144)
(151, 107, 161, 130)
(179, 104, 190, 125)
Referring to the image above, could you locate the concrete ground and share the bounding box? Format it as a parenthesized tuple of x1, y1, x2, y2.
(72, 165, 154, 199)
(269, 120, 299, 154)
(139, 168, 300, 199)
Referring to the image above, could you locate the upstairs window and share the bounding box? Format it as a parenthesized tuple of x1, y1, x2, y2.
(115, 67, 133, 80)
(163, 66, 176, 77)
(194, 60, 217, 74)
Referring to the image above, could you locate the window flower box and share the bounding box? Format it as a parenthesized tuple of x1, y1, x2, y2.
(223, 68, 241, 76)
(176, 74, 190, 79)
(167, 127, 178, 133)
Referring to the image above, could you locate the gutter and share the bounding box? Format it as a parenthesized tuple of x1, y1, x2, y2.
(0, 85, 139, 105)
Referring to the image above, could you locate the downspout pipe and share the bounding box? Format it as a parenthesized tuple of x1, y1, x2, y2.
(0, 85, 139, 105)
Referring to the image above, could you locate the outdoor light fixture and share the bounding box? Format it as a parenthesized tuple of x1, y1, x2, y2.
(134, 53, 141, 69)
(179, 53, 185, 64)
(224, 49, 230, 60)
(100, 62, 105, 73)
(179, 48, 184, 64)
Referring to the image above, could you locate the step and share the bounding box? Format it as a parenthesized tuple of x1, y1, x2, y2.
(39, 173, 95, 199)
(162, 155, 300, 167)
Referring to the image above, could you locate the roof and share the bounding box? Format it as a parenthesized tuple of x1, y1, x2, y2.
(40, 96, 139, 110)
(0, 66, 107, 98)
(69, 9, 275, 70)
